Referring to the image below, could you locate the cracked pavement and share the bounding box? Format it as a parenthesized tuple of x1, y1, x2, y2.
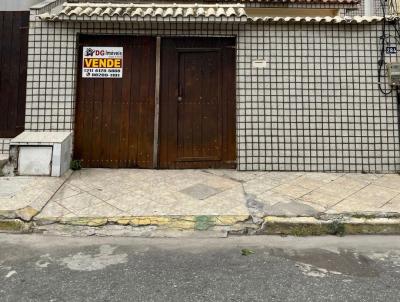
(36, 169, 400, 218)
(1, 169, 400, 235)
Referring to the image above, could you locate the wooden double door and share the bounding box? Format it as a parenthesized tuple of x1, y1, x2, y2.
(75, 35, 236, 169)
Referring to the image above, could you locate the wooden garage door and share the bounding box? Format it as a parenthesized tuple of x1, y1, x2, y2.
(74, 35, 156, 168)
(159, 37, 236, 169)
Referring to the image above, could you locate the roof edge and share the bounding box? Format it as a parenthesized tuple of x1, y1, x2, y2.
(36, 14, 393, 24)
(34, 2, 396, 24)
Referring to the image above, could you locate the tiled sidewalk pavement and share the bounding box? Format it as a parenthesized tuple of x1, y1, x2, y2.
(37, 169, 249, 218)
(0, 171, 71, 220)
(35, 169, 400, 220)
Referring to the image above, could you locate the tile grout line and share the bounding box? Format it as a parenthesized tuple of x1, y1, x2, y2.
(83, 190, 126, 214)
(100, 198, 127, 215)
(31, 170, 75, 220)
(53, 200, 76, 217)
(293, 174, 343, 200)
(328, 175, 400, 210)
(369, 179, 400, 193)
(254, 173, 306, 197)
(273, 173, 345, 202)
(378, 192, 400, 209)
(294, 173, 363, 210)
(327, 182, 373, 210)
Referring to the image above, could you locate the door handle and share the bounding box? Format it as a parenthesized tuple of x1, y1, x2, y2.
(177, 96, 183, 103)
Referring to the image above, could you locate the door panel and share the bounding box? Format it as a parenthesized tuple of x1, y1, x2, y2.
(159, 38, 236, 169)
(75, 35, 156, 168)
(177, 50, 221, 161)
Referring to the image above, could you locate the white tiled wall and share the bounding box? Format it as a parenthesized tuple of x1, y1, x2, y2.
(24, 20, 400, 172)
(343, 0, 386, 16)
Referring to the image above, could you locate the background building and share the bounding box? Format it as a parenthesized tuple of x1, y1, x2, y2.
(0, 0, 42, 11)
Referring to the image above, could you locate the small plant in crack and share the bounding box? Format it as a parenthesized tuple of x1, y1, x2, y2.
(328, 220, 345, 236)
(70, 159, 82, 171)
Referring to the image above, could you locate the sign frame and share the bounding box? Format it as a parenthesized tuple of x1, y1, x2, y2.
(82, 46, 123, 78)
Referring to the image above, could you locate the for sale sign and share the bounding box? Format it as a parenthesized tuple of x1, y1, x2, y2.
(82, 47, 123, 78)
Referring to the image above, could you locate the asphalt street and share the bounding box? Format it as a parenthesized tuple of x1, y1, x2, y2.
(0, 234, 399, 302)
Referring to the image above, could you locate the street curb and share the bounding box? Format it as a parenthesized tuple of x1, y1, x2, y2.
(2, 214, 400, 237)
(255, 216, 400, 236)
(33, 215, 254, 232)
(0, 219, 32, 233)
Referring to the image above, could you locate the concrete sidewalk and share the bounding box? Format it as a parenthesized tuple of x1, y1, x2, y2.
(0, 171, 71, 221)
(1, 169, 400, 236)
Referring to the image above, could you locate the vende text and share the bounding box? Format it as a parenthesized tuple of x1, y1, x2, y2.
(83, 58, 122, 68)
